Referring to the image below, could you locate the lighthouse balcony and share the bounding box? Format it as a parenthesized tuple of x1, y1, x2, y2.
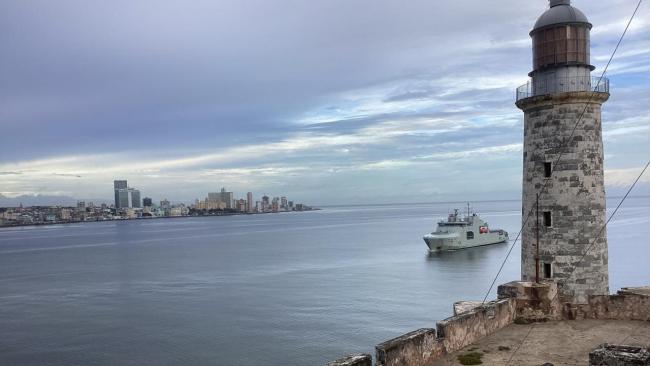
(516, 76, 609, 102)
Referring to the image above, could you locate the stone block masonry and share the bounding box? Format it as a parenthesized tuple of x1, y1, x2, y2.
(517, 91, 610, 304)
(375, 329, 441, 366)
(373, 299, 516, 366)
(590, 344, 650, 365)
(325, 354, 372, 366)
(566, 287, 650, 321)
(326, 284, 650, 365)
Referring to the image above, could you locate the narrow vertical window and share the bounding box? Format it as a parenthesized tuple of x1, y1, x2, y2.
(544, 162, 552, 178)
(543, 211, 552, 227)
(543, 263, 552, 279)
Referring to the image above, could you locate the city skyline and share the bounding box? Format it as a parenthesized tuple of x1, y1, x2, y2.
(1, 1, 649, 205)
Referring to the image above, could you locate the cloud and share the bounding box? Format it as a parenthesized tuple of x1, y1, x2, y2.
(0, 0, 648, 204)
(605, 167, 650, 187)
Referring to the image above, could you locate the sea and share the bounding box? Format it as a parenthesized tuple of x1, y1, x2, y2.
(1, 198, 648, 365)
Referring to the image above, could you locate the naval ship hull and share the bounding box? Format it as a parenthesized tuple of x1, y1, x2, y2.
(424, 231, 508, 252)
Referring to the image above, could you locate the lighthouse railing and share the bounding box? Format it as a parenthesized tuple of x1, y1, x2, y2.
(516, 76, 609, 101)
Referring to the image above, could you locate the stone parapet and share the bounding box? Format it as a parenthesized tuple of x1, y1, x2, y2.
(498, 281, 562, 321)
(326, 285, 649, 365)
(325, 354, 372, 366)
(437, 298, 516, 352)
(567, 286, 650, 321)
(375, 328, 441, 366)
(589, 344, 650, 365)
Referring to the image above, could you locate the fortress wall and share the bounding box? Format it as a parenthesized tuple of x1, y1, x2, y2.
(566, 287, 650, 321)
(437, 298, 516, 352)
(325, 354, 372, 366)
(326, 285, 649, 365)
(373, 298, 516, 366)
(375, 329, 442, 366)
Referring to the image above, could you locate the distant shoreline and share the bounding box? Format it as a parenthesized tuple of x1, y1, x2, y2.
(0, 208, 321, 230)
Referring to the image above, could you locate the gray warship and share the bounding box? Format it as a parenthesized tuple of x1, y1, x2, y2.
(423, 206, 508, 251)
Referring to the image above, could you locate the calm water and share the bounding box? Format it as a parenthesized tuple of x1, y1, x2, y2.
(1, 198, 649, 365)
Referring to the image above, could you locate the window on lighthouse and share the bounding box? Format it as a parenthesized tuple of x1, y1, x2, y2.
(543, 211, 552, 227)
(544, 162, 552, 178)
(543, 263, 552, 279)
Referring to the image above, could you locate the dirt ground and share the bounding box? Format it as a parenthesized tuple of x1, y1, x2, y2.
(429, 319, 650, 366)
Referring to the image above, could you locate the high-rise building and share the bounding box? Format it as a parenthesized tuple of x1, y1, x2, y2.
(143, 197, 153, 207)
(207, 188, 234, 209)
(280, 197, 287, 210)
(516, 0, 609, 303)
(114, 180, 127, 190)
(220, 188, 234, 209)
(114, 180, 129, 209)
(247, 192, 253, 213)
(262, 195, 270, 212)
(129, 189, 141, 209)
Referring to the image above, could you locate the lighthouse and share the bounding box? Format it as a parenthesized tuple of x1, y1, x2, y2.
(516, 0, 609, 303)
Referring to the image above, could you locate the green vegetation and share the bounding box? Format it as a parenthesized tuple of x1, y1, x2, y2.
(513, 317, 530, 325)
(457, 352, 483, 365)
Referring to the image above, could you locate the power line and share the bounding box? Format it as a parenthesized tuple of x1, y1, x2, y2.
(506, 158, 649, 365)
(478, 1, 645, 362)
(480, 0, 643, 305)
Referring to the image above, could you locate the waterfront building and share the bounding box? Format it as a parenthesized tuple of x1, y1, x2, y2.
(60, 208, 72, 220)
(220, 188, 234, 209)
(516, 0, 609, 303)
(114, 180, 129, 209)
(261, 195, 270, 212)
(113, 180, 127, 190)
(77, 201, 85, 210)
(129, 189, 141, 209)
(280, 196, 287, 210)
(207, 188, 234, 209)
(143, 197, 153, 207)
(236, 199, 246, 212)
(207, 192, 220, 202)
(247, 192, 253, 213)
(271, 197, 279, 213)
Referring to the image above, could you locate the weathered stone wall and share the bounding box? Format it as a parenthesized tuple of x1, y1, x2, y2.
(326, 285, 649, 365)
(517, 91, 610, 304)
(590, 344, 650, 365)
(498, 281, 562, 321)
(325, 354, 372, 366)
(375, 329, 443, 366)
(437, 298, 516, 352)
(567, 287, 650, 321)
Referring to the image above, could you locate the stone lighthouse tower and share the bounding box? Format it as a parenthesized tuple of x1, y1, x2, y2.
(516, 0, 609, 303)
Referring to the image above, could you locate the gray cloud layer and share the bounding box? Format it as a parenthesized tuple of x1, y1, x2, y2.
(1, 0, 648, 204)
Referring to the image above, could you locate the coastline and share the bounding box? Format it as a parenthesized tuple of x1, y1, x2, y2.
(0, 208, 321, 230)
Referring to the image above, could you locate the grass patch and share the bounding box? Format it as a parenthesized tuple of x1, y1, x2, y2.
(457, 352, 483, 365)
(513, 317, 530, 325)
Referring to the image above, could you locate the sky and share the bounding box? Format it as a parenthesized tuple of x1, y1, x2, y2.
(1, 0, 649, 206)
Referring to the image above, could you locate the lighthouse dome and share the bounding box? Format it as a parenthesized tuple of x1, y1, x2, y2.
(533, 0, 591, 32)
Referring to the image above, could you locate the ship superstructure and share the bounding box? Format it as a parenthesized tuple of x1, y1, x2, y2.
(423, 207, 508, 252)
